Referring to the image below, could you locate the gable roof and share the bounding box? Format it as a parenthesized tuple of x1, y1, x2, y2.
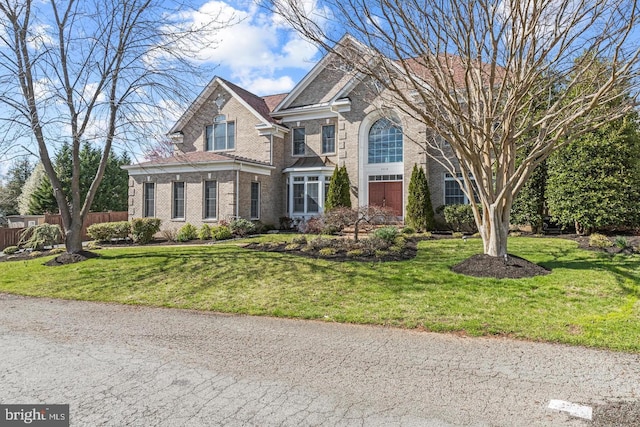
(168, 77, 285, 135)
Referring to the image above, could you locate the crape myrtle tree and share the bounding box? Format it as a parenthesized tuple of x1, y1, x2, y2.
(268, 0, 640, 257)
(0, 0, 227, 253)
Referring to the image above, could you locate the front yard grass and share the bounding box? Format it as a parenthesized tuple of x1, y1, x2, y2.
(1, 236, 639, 352)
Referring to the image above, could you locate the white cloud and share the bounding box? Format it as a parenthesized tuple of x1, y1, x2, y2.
(173, 0, 322, 95)
(244, 75, 296, 95)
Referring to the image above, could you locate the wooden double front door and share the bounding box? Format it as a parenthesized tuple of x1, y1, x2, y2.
(368, 181, 403, 216)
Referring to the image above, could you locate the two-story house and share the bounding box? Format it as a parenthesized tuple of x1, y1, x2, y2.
(124, 36, 465, 229)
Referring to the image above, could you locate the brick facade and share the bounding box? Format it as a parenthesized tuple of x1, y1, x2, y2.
(125, 43, 454, 232)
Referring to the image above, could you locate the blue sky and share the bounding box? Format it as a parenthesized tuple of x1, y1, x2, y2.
(0, 0, 323, 179)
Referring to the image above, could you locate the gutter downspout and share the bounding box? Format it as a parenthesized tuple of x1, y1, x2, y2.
(235, 167, 240, 219)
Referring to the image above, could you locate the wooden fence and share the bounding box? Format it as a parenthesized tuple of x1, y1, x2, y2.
(0, 211, 128, 251)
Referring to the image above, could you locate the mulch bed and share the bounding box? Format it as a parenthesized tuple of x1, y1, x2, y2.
(451, 254, 550, 279)
(243, 238, 419, 263)
(44, 250, 100, 266)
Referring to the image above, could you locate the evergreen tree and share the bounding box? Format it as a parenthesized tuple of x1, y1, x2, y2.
(405, 164, 435, 231)
(325, 165, 351, 211)
(18, 163, 47, 215)
(0, 157, 32, 216)
(29, 142, 131, 214)
(546, 114, 640, 234)
(511, 161, 547, 234)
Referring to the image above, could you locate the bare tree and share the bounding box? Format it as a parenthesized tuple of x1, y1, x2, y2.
(0, 0, 228, 253)
(269, 0, 640, 257)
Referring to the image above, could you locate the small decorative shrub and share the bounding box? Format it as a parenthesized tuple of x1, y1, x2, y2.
(389, 245, 403, 254)
(176, 223, 198, 242)
(279, 216, 294, 230)
(401, 227, 415, 235)
(393, 236, 407, 247)
(212, 225, 232, 241)
(29, 251, 43, 257)
(614, 235, 630, 249)
(510, 231, 522, 237)
(131, 218, 161, 244)
(373, 226, 399, 243)
(452, 231, 464, 239)
(285, 243, 301, 251)
(442, 204, 477, 233)
(85, 241, 102, 250)
(306, 236, 335, 251)
(346, 249, 364, 257)
(299, 217, 325, 234)
(19, 224, 63, 250)
(3, 246, 18, 255)
(87, 221, 131, 242)
(292, 235, 307, 245)
(229, 218, 256, 237)
(318, 247, 336, 256)
(49, 248, 65, 255)
(375, 249, 389, 258)
(589, 233, 612, 248)
(422, 231, 433, 238)
(360, 236, 390, 253)
(161, 228, 178, 242)
(198, 224, 212, 240)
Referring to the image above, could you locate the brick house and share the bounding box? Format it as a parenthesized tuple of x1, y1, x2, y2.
(124, 37, 465, 229)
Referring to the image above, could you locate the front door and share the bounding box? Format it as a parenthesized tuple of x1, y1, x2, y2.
(368, 181, 403, 216)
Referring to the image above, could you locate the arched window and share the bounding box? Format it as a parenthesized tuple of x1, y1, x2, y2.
(368, 118, 402, 163)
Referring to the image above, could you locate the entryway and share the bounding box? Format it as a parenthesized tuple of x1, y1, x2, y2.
(368, 181, 402, 216)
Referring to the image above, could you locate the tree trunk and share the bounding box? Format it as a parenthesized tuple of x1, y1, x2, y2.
(480, 204, 510, 257)
(64, 216, 84, 254)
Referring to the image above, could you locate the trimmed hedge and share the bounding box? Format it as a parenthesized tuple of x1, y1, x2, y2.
(131, 218, 162, 244)
(87, 221, 131, 242)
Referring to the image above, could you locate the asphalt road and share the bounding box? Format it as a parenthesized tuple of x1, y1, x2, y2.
(0, 293, 639, 426)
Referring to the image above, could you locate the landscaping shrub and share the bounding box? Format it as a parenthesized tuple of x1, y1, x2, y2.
(306, 236, 336, 251)
(589, 233, 613, 248)
(346, 249, 363, 257)
(285, 243, 301, 251)
(49, 248, 65, 255)
(3, 246, 18, 255)
(614, 235, 630, 249)
(299, 217, 325, 234)
(131, 218, 161, 244)
(279, 216, 294, 230)
(19, 223, 63, 250)
(318, 247, 337, 256)
(401, 226, 415, 235)
(405, 164, 435, 231)
(176, 223, 198, 242)
(373, 226, 399, 243)
(229, 218, 256, 237)
(87, 221, 131, 242)
(292, 235, 307, 245)
(161, 228, 178, 242)
(325, 165, 352, 211)
(212, 225, 232, 241)
(198, 224, 212, 240)
(29, 251, 42, 257)
(442, 204, 477, 233)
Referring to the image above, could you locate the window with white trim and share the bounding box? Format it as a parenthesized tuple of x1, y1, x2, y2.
(322, 125, 335, 154)
(250, 182, 260, 219)
(289, 175, 331, 216)
(293, 128, 305, 156)
(172, 181, 185, 219)
(205, 115, 235, 151)
(444, 173, 476, 205)
(203, 180, 217, 219)
(143, 182, 155, 217)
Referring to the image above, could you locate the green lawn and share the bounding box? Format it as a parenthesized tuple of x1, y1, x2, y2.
(2, 236, 639, 352)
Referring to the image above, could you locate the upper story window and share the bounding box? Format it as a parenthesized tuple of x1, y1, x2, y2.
(368, 118, 403, 164)
(206, 115, 235, 151)
(322, 125, 335, 154)
(293, 127, 305, 156)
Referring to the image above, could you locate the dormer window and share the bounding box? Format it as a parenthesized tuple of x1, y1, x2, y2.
(205, 115, 235, 151)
